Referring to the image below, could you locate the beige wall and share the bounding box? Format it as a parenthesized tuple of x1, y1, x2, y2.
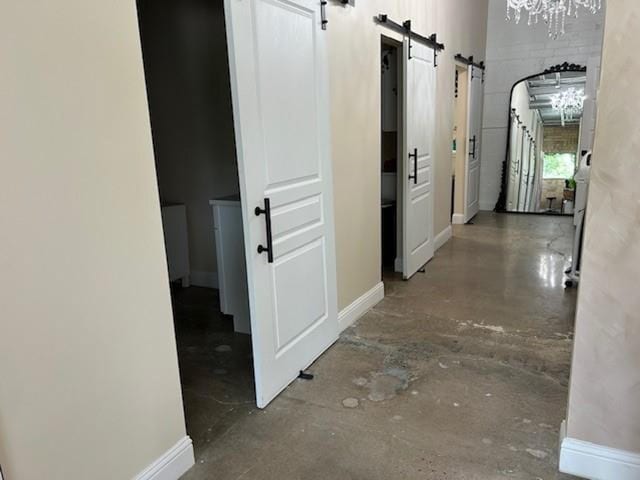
(0, 2, 187, 479)
(566, 0, 640, 453)
(329, 0, 489, 309)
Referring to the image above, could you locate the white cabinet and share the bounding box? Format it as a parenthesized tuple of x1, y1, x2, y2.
(161, 205, 190, 287)
(210, 195, 251, 335)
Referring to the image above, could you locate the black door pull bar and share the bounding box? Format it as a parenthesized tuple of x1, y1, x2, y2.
(469, 135, 477, 159)
(255, 198, 274, 263)
(408, 148, 418, 184)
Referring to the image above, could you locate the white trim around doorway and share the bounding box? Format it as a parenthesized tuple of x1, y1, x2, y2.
(338, 282, 385, 333)
(452, 213, 465, 225)
(434, 226, 452, 252)
(134, 436, 194, 480)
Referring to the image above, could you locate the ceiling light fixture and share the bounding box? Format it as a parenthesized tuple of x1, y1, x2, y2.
(550, 87, 585, 126)
(506, 0, 602, 38)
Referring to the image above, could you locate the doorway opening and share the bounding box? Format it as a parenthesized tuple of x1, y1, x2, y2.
(137, 0, 255, 448)
(380, 37, 403, 279)
(451, 57, 484, 225)
(451, 65, 469, 225)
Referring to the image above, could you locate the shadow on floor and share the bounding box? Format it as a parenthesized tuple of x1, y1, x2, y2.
(171, 286, 255, 449)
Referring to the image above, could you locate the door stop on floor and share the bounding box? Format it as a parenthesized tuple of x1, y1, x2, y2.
(298, 370, 314, 380)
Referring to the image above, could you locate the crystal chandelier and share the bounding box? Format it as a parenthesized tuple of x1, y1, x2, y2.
(550, 87, 585, 126)
(506, 0, 602, 38)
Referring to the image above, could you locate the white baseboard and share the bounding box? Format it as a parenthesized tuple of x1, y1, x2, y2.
(452, 213, 465, 225)
(134, 436, 194, 480)
(189, 270, 218, 289)
(559, 421, 640, 479)
(338, 282, 384, 332)
(434, 226, 452, 251)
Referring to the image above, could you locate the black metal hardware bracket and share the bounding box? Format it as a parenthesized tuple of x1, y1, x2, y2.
(455, 69, 459, 98)
(469, 135, 477, 159)
(321, 1, 328, 30)
(429, 34, 439, 66)
(403, 20, 412, 59)
(299, 370, 314, 380)
(322, 0, 351, 30)
(455, 54, 485, 81)
(408, 148, 418, 184)
(455, 53, 485, 70)
(255, 198, 274, 263)
(375, 14, 445, 64)
(512, 108, 522, 126)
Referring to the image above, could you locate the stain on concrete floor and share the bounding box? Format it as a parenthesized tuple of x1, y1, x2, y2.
(178, 212, 578, 479)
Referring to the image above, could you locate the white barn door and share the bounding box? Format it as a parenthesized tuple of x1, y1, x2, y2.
(507, 119, 521, 210)
(225, 0, 338, 408)
(402, 40, 436, 279)
(464, 64, 483, 223)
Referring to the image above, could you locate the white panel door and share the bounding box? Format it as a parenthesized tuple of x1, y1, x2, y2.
(518, 137, 531, 210)
(464, 65, 483, 222)
(225, 0, 338, 408)
(507, 118, 520, 210)
(509, 127, 524, 210)
(402, 40, 435, 279)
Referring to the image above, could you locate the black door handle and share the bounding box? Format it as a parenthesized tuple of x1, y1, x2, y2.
(255, 198, 274, 263)
(408, 148, 418, 184)
(469, 135, 477, 159)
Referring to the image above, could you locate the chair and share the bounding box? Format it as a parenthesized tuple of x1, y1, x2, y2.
(546, 196, 557, 212)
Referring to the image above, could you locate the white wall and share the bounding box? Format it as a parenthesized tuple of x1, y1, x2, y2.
(0, 1, 189, 479)
(479, 0, 604, 211)
(138, 0, 239, 287)
(511, 81, 539, 133)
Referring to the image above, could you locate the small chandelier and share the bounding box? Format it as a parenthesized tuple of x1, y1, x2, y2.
(506, 0, 602, 38)
(550, 87, 585, 126)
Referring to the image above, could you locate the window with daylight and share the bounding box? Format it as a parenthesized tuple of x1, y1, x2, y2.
(543, 153, 576, 179)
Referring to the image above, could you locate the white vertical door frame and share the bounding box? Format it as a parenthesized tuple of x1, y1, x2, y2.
(224, 0, 338, 408)
(402, 39, 436, 279)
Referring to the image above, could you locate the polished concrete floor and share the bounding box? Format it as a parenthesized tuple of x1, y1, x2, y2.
(178, 212, 577, 480)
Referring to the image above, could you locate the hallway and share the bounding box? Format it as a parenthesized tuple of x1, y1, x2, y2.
(183, 212, 577, 479)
